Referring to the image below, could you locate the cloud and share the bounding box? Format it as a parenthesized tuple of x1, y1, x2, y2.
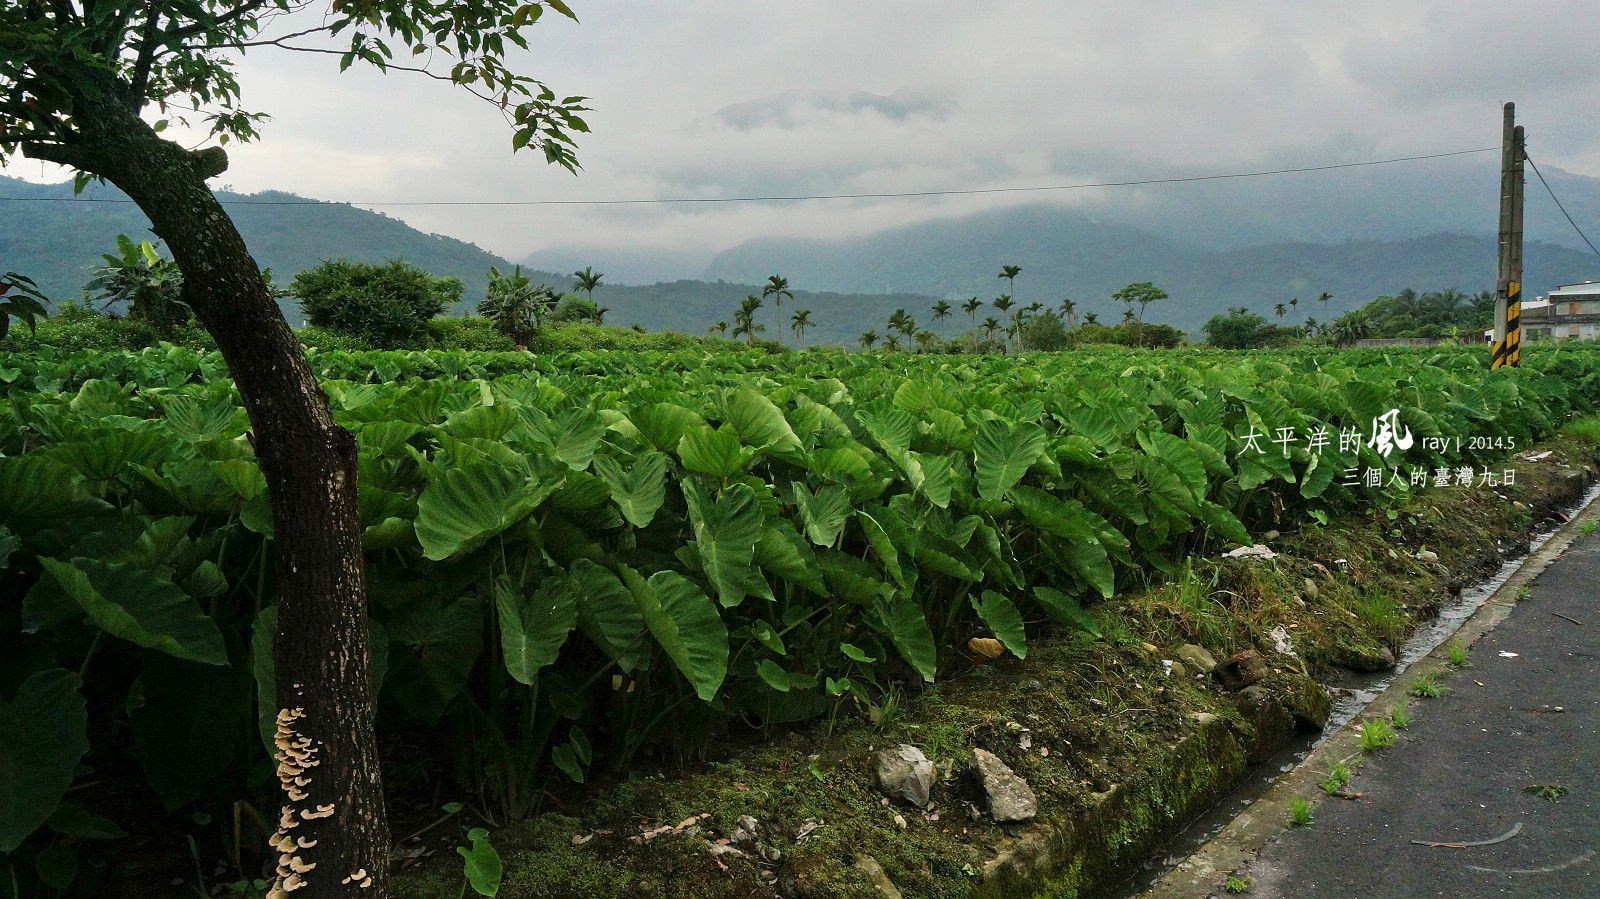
(703, 88, 951, 132)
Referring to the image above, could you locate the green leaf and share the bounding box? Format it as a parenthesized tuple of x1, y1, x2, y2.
(751, 619, 786, 655)
(756, 659, 792, 692)
(495, 575, 578, 686)
(546, 407, 606, 469)
(622, 566, 728, 702)
(683, 481, 766, 607)
(723, 388, 803, 453)
(592, 452, 668, 528)
(857, 510, 907, 588)
(678, 424, 746, 477)
(973, 419, 1047, 500)
(569, 560, 648, 672)
(458, 828, 503, 897)
(840, 643, 876, 664)
(415, 463, 559, 560)
(876, 594, 937, 682)
(385, 597, 484, 724)
(132, 655, 246, 811)
(792, 483, 851, 547)
(0, 669, 89, 852)
(1033, 587, 1101, 637)
(974, 591, 1027, 659)
(754, 521, 827, 596)
(40, 557, 226, 665)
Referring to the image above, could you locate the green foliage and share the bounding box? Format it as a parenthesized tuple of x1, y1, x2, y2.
(1331, 288, 1494, 342)
(86, 236, 188, 336)
(1359, 718, 1398, 751)
(478, 266, 555, 346)
(1409, 673, 1445, 698)
(1318, 760, 1351, 796)
(458, 827, 504, 897)
(3, 340, 1600, 865)
(1287, 797, 1313, 827)
(429, 316, 521, 352)
(0, 670, 89, 852)
(1, 272, 49, 341)
(1203, 310, 1303, 349)
(294, 259, 460, 347)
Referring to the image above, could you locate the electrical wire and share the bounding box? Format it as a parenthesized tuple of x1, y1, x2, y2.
(1525, 152, 1600, 260)
(0, 146, 1498, 208)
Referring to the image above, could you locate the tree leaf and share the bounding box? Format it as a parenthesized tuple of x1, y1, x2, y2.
(458, 828, 503, 897)
(792, 483, 851, 547)
(132, 655, 246, 811)
(1033, 586, 1101, 637)
(569, 559, 648, 673)
(494, 575, 577, 686)
(0, 669, 89, 852)
(683, 481, 766, 607)
(677, 424, 746, 477)
(876, 594, 936, 682)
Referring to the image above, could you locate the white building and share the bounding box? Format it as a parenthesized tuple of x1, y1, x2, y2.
(1519, 282, 1600, 342)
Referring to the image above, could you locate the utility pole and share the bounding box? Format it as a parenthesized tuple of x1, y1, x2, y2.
(1493, 102, 1525, 369)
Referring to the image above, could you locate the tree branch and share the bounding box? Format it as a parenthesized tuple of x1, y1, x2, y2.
(161, 0, 273, 41)
(128, 2, 163, 102)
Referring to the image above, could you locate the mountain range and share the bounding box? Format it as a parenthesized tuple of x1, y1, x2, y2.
(5, 153, 1599, 343)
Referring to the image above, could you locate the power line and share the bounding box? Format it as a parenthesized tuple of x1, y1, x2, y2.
(1525, 152, 1600, 260)
(0, 146, 1498, 208)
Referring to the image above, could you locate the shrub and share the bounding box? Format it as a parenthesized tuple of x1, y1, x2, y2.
(429, 316, 520, 352)
(1202, 311, 1302, 349)
(295, 324, 374, 352)
(293, 259, 460, 347)
(1019, 311, 1070, 351)
(0, 301, 212, 354)
(551, 294, 600, 324)
(529, 322, 747, 353)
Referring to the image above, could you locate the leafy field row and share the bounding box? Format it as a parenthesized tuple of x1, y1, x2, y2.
(4, 343, 1600, 857)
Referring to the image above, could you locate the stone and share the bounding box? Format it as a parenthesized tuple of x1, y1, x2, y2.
(969, 748, 1038, 823)
(1215, 650, 1268, 690)
(853, 855, 904, 899)
(1167, 660, 1188, 680)
(1417, 549, 1440, 563)
(1175, 643, 1218, 674)
(875, 744, 933, 807)
(1224, 543, 1277, 560)
(732, 815, 759, 845)
(1302, 578, 1319, 600)
(1262, 529, 1281, 541)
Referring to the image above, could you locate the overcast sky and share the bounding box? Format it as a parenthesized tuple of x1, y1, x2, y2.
(15, 1, 1600, 264)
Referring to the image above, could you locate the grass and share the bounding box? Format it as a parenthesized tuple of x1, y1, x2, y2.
(1445, 642, 1471, 668)
(1287, 797, 1314, 827)
(1579, 520, 1598, 537)
(1525, 784, 1568, 802)
(1224, 874, 1252, 893)
(1318, 761, 1351, 796)
(1409, 673, 1445, 698)
(1352, 589, 1407, 644)
(1359, 719, 1398, 752)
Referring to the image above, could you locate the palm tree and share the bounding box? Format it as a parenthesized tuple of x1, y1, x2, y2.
(1317, 291, 1333, 319)
(914, 331, 937, 353)
(593, 305, 609, 324)
(762, 274, 793, 309)
(1121, 308, 1136, 323)
(887, 308, 916, 342)
(963, 296, 983, 321)
(572, 266, 603, 299)
(931, 300, 951, 324)
(1274, 302, 1287, 320)
(998, 264, 1022, 302)
(883, 333, 901, 352)
(1083, 311, 1099, 326)
(709, 320, 728, 337)
(733, 295, 765, 346)
(1059, 298, 1077, 328)
(790, 308, 813, 340)
(981, 316, 1001, 341)
(1289, 297, 1299, 320)
(992, 294, 1015, 316)
(859, 330, 879, 349)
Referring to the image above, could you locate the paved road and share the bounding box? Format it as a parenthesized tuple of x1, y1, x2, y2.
(1239, 530, 1600, 898)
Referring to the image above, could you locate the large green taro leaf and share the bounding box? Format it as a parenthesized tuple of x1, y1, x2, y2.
(621, 566, 728, 702)
(495, 575, 578, 686)
(415, 462, 561, 560)
(40, 557, 226, 665)
(973, 418, 1047, 500)
(0, 669, 89, 852)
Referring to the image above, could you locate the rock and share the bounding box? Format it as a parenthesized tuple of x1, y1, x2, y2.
(732, 815, 759, 846)
(1417, 549, 1439, 563)
(853, 855, 904, 899)
(1302, 578, 1319, 600)
(1224, 543, 1277, 560)
(1263, 529, 1281, 541)
(1267, 625, 1294, 655)
(876, 745, 933, 807)
(969, 748, 1038, 823)
(1175, 644, 1218, 674)
(1215, 650, 1268, 690)
(1167, 660, 1188, 680)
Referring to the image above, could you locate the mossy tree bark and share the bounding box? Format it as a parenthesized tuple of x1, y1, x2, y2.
(25, 80, 389, 898)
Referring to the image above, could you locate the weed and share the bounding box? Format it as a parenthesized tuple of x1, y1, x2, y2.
(1445, 642, 1471, 668)
(1287, 797, 1314, 827)
(1224, 874, 1252, 893)
(1580, 520, 1598, 537)
(1390, 705, 1411, 729)
(1409, 673, 1445, 698)
(1359, 719, 1397, 752)
(1353, 589, 1407, 644)
(1318, 761, 1351, 796)
(1525, 784, 1568, 802)
(1515, 585, 1531, 602)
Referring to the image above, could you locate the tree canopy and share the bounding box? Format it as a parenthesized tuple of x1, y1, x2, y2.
(1, 0, 589, 174)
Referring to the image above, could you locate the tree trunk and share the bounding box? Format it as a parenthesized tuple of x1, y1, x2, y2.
(28, 88, 389, 898)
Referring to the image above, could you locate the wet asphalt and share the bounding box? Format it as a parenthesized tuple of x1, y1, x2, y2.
(1239, 529, 1600, 898)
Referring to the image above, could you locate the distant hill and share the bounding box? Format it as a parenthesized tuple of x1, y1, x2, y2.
(0, 176, 507, 308)
(704, 205, 1600, 330)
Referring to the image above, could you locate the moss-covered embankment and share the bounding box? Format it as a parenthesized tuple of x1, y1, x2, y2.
(397, 424, 1600, 899)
